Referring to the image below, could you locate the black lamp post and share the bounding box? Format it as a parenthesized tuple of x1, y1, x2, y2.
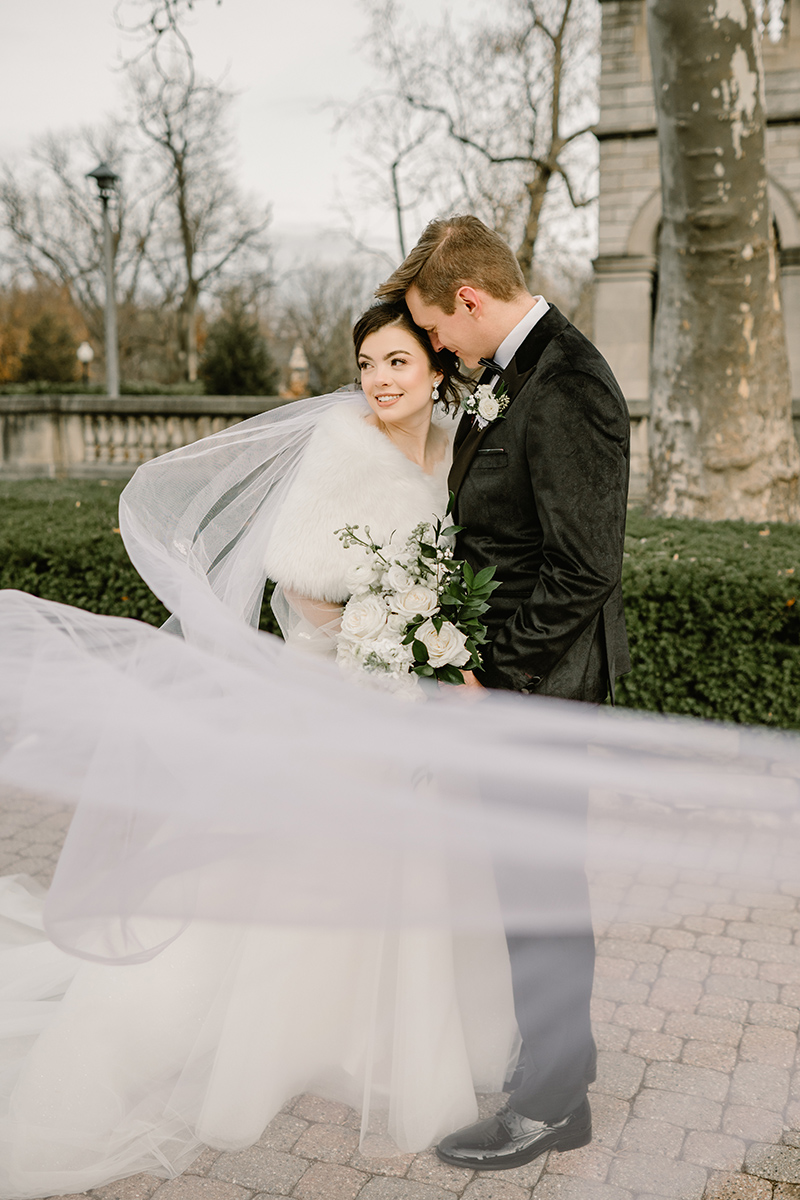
(86, 162, 120, 399)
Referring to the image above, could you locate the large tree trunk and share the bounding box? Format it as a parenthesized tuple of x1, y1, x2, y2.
(646, 0, 799, 521)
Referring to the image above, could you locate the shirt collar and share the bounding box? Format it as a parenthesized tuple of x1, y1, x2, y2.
(494, 296, 550, 371)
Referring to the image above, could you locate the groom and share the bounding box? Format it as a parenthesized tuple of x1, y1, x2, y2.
(377, 215, 630, 1168)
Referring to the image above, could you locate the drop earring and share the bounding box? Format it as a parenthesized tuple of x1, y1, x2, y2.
(431, 384, 440, 401)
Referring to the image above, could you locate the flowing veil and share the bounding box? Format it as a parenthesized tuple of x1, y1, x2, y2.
(0, 389, 798, 962)
(1, 390, 800, 1195)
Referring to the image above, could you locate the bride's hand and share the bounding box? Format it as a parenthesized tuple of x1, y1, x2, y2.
(439, 669, 484, 700)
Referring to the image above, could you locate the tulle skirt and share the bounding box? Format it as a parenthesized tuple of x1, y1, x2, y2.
(0, 866, 518, 1200)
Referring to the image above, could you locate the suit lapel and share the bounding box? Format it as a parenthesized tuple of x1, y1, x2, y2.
(448, 417, 494, 498)
(448, 305, 570, 504)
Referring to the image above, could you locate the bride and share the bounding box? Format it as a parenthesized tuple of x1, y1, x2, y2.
(0, 301, 520, 1199)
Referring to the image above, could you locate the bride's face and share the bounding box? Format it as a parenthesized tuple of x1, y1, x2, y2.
(358, 325, 443, 425)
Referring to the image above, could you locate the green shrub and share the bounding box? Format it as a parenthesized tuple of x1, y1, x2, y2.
(619, 511, 800, 729)
(18, 314, 78, 384)
(2, 483, 798, 728)
(199, 298, 279, 396)
(0, 479, 280, 636)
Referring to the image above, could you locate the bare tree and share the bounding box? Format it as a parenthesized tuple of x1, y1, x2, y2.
(278, 265, 377, 396)
(335, 93, 441, 264)
(0, 123, 161, 371)
(355, 0, 599, 285)
(114, 0, 221, 60)
(127, 17, 269, 382)
(646, 0, 799, 522)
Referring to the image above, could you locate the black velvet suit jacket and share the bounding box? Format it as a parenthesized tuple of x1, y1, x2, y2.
(449, 304, 631, 702)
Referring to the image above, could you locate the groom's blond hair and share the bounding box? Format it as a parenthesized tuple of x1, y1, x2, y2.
(376, 215, 526, 314)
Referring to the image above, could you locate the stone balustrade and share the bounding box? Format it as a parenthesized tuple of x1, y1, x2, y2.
(2, 393, 799, 505)
(0, 394, 290, 480)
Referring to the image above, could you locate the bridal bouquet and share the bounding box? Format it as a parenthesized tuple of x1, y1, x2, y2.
(334, 505, 498, 695)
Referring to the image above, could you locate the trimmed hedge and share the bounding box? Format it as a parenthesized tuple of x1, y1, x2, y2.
(619, 511, 800, 728)
(2, 481, 799, 728)
(0, 479, 280, 636)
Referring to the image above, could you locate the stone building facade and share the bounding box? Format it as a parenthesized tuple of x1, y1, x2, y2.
(593, 0, 800, 498)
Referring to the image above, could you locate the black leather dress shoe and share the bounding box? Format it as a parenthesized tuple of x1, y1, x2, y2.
(435, 1098, 591, 1170)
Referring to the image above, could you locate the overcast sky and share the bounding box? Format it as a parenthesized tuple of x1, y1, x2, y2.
(0, 0, 479, 271)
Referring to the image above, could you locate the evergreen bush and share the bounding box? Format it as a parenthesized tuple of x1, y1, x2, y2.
(1, 483, 798, 727)
(18, 315, 78, 384)
(199, 298, 278, 396)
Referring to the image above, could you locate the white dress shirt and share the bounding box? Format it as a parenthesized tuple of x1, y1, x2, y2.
(492, 296, 550, 377)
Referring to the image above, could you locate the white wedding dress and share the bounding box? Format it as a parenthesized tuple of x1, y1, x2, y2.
(0, 395, 520, 1199)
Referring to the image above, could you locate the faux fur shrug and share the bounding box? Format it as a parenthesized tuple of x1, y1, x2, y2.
(263, 399, 453, 603)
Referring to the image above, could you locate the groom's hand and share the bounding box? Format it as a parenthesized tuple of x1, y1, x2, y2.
(461, 670, 484, 690)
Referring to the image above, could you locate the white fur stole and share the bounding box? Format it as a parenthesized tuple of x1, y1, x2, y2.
(263, 399, 452, 602)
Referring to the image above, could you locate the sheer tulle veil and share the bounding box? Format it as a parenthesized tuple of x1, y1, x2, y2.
(0, 389, 799, 967)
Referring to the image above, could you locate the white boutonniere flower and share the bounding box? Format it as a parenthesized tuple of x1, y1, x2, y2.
(460, 382, 510, 429)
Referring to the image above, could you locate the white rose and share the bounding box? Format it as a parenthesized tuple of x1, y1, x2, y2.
(346, 559, 382, 592)
(385, 562, 413, 592)
(391, 586, 439, 619)
(415, 619, 471, 668)
(340, 594, 388, 640)
(477, 394, 500, 422)
(387, 612, 407, 633)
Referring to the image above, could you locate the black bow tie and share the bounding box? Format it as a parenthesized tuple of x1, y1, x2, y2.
(478, 357, 504, 376)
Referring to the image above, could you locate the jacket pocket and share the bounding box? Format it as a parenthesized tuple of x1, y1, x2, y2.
(473, 448, 508, 469)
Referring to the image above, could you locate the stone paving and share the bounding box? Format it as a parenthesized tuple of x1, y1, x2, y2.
(2, 788, 800, 1200)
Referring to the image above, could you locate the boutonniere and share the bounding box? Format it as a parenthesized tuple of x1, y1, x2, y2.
(460, 381, 510, 430)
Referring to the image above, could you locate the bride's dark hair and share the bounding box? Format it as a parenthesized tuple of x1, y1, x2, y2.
(352, 301, 464, 411)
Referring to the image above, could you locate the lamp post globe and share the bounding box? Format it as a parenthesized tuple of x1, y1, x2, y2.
(86, 162, 121, 399)
(76, 341, 94, 388)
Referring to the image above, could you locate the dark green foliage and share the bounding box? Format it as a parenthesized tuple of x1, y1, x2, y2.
(0, 479, 280, 637)
(0, 380, 218, 396)
(618, 511, 800, 729)
(2, 484, 798, 726)
(19, 315, 78, 383)
(199, 299, 278, 396)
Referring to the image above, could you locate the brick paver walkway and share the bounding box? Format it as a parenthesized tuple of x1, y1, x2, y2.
(2, 787, 799, 1200)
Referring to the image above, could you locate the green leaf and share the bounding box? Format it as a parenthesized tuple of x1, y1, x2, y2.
(437, 664, 465, 685)
(473, 565, 497, 588)
(412, 639, 429, 663)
